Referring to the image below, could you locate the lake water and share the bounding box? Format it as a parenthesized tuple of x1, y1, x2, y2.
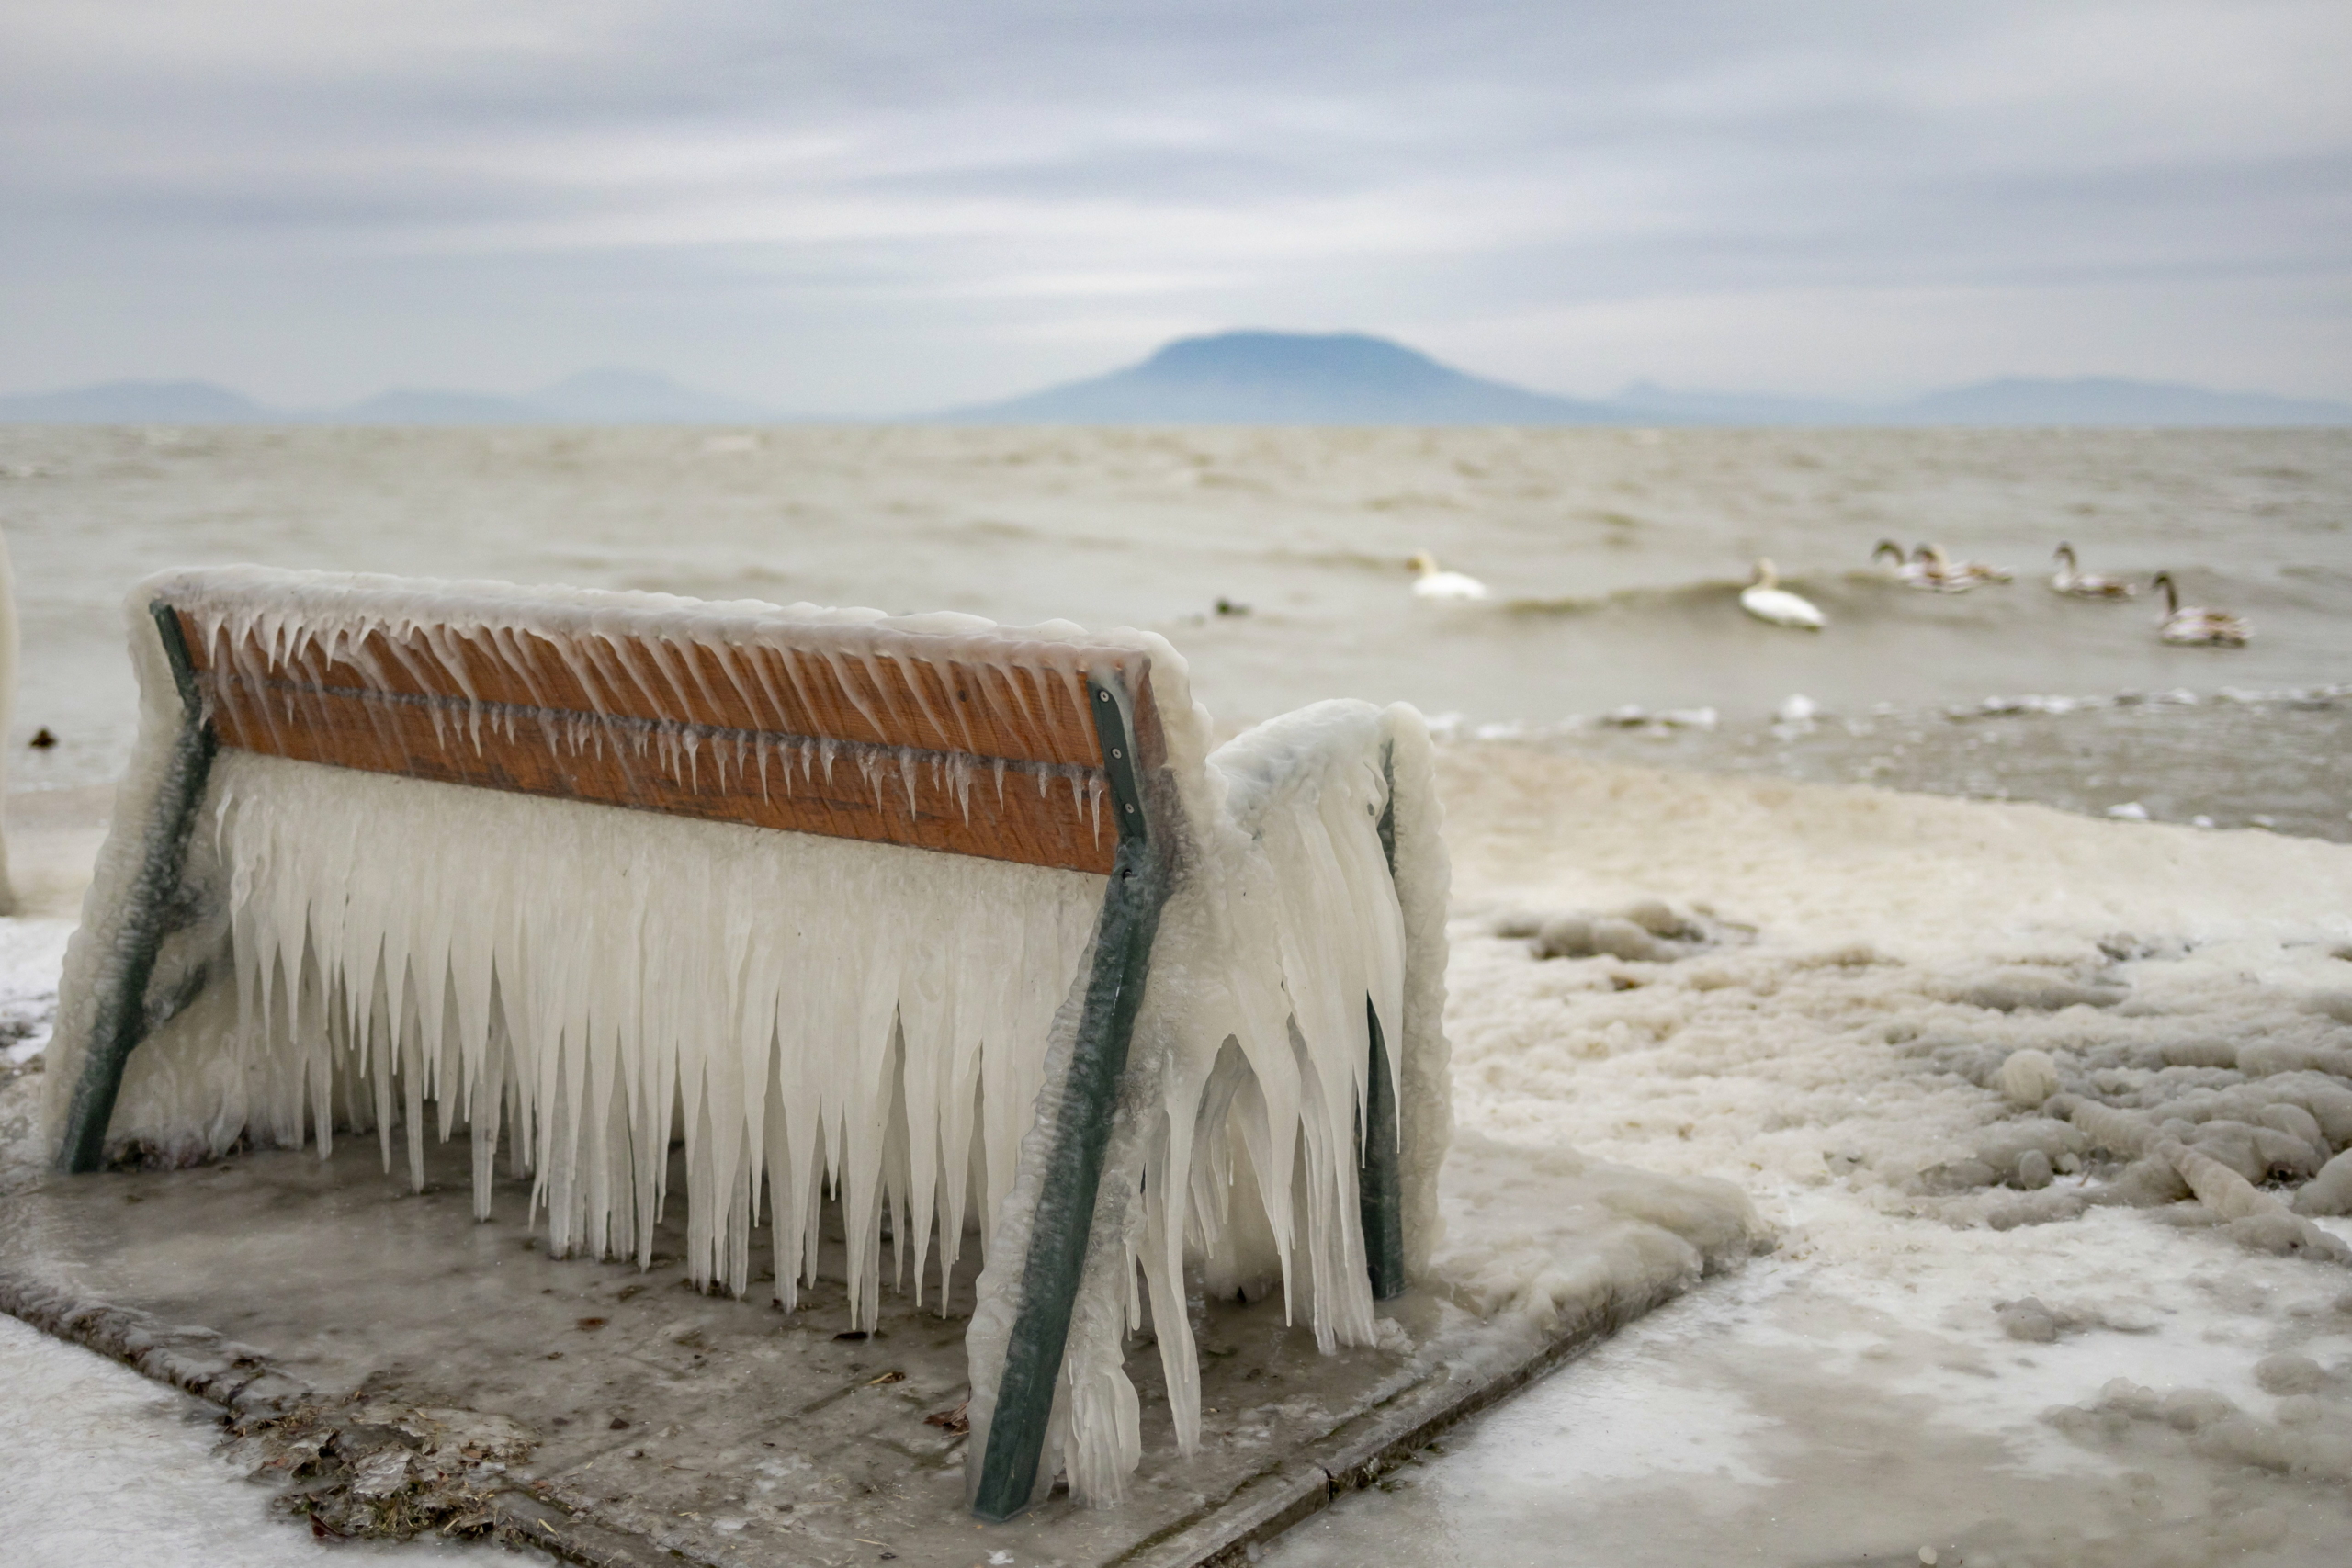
(2, 423, 2346, 832)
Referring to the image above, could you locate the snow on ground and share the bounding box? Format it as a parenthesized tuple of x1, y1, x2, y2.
(1268, 746, 2352, 1568)
(0, 1312, 511, 1566)
(0, 915, 66, 1066)
(9, 746, 2352, 1565)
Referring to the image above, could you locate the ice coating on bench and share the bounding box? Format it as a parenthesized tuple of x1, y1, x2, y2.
(43, 567, 1452, 1509)
(158, 565, 1138, 874)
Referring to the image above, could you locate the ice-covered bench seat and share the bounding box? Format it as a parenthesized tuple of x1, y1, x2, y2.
(44, 567, 1450, 1517)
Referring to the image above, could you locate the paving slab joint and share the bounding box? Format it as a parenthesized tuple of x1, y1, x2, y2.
(0, 1264, 309, 1415)
(492, 1490, 720, 1568)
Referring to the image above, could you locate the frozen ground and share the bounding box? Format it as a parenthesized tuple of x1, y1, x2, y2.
(7, 742, 2352, 1565)
(1265, 745, 2352, 1568)
(0, 1312, 512, 1566)
(0, 787, 497, 1567)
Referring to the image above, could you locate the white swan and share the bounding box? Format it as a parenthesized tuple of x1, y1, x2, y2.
(2152, 572, 2248, 646)
(1407, 551, 1490, 602)
(1741, 558, 1825, 629)
(2050, 543, 2135, 598)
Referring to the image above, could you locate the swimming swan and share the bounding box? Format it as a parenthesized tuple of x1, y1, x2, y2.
(2151, 572, 2248, 646)
(1741, 558, 1826, 629)
(1407, 551, 1490, 602)
(1872, 539, 1940, 589)
(2050, 543, 2136, 598)
(1916, 543, 2012, 589)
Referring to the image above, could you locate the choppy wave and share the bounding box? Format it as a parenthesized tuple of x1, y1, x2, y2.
(1497, 578, 1756, 616)
(1437, 681, 2352, 844)
(1497, 568, 1939, 617)
(4, 423, 2346, 802)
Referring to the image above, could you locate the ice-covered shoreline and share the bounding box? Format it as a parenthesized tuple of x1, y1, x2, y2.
(9, 744, 2352, 1564)
(1265, 745, 2352, 1567)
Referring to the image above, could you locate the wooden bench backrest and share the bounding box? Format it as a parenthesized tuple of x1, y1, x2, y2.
(164, 583, 1165, 876)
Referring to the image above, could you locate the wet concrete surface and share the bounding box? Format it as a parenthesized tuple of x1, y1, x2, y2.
(0, 1122, 1620, 1568)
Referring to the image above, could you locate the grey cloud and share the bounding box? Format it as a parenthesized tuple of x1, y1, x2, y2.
(0, 0, 2345, 408)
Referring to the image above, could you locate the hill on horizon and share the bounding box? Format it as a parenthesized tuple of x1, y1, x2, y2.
(2, 340, 2346, 427)
(947, 333, 2352, 426)
(939, 331, 1632, 424)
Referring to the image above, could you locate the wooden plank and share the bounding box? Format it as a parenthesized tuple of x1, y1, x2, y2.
(175, 614, 1161, 773)
(197, 668, 1125, 874)
(171, 604, 1172, 876)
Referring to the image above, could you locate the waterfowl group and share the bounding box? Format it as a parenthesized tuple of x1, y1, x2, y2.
(1865, 538, 2248, 647)
(1871, 541, 1943, 589)
(1874, 540, 2008, 591)
(1402, 536, 2250, 648)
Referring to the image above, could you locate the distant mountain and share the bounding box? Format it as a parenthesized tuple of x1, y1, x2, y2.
(0, 368, 775, 424)
(941, 331, 1635, 424)
(6, 355, 2346, 428)
(0, 379, 273, 423)
(951, 338, 2352, 426)
(1892, 377, 2352, 427)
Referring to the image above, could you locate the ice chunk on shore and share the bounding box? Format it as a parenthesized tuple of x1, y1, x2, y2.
(1995, 1049, 2062, 1108)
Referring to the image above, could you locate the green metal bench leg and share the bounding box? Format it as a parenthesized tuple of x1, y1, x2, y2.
(1360, 740, 1407, 1300)
(1360, 998, 1406, 1301)
(972, 674, 1166, 1523)
(56, 603, 215, 1172)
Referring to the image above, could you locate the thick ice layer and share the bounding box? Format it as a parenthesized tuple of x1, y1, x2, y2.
(1264, 743, 2352, 1567)
(962, 698, 1453, 1508)
(45, 569, 1454, 1509)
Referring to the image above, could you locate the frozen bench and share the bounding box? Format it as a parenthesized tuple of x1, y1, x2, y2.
(46, 567, 1450, 1518)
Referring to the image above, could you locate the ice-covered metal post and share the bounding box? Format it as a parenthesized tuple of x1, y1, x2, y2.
(57, 602, 216, 1172)
(972, 670, 1170, 1523)
(1359, 740, 1407, 1301)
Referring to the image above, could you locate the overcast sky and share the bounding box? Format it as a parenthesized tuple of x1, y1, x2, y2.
(3, 0, 2346, 411)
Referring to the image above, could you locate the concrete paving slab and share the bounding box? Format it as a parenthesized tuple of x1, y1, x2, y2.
(0, 1110, 1694, 1567)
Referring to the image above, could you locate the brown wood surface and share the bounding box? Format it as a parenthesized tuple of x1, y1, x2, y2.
(175, 607, 1166, 875)
(177, 614, 1158, 770)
